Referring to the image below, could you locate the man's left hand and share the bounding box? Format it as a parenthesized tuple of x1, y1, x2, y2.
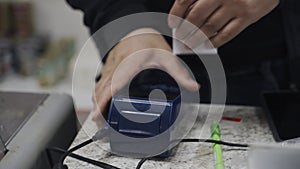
(169, 0, 279, 47)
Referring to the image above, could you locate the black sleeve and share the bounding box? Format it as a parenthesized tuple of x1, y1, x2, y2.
(66, 0, 150, 34)
(66, 0, 174, 60)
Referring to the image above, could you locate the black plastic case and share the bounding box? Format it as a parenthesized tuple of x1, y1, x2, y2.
(262, 91, 300, 142)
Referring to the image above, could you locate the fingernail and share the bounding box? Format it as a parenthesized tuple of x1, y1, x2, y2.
(193, 82, 201, 90)
(190, 80, 201, 90)
(196, 83, 201, 90)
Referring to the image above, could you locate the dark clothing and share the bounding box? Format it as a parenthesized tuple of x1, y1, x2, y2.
(67, 0, 300, 106)
(220, 7, 286, 69)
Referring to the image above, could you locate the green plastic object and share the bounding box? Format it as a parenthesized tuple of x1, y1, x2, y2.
(211, 123, 225, 169)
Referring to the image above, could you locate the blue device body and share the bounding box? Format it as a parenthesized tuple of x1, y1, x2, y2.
(107, 94, 181, 158)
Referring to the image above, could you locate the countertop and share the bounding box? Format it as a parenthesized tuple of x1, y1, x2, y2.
(65, 104, 274, 169)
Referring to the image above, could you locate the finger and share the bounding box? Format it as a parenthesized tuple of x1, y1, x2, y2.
(183, 7, 234, 48)
(162, 56, 200, 91)
(181, 25, 208, 49)
(174, 0, 221, 42)
(95, 74, 111, 94)
(93, 73, 115, 120)
(199, 7, 234, 38)
(169, 0, 198, 28)
(110, 60, 143, 95)
(186, 0, 222, 28)
(174, 19, 198, 42)
(91, 103, 107, 129)
(93, 82, 113, 121)
(97, 56, 123, 93)
(210, 18, 248, 47)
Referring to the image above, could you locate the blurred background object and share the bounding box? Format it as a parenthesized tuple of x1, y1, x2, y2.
(0, 1, 72, 81)
(0, 2, 10, 37)
(37, 38, 75, 86)
(0, 0, 98, 120)
(15, 35, 48, 76)
(12, 2, 33, 39)
(0, 38, 12, 81)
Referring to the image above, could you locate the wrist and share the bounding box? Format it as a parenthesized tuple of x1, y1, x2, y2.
(123, 28, 161, 40)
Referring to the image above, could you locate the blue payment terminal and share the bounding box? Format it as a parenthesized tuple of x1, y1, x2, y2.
(107, 91, 181, 158)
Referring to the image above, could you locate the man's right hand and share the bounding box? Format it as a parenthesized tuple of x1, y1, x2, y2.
(92, 28, 200, 122)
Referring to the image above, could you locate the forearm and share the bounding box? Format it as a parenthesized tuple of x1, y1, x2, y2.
(66, 0, 176, 63)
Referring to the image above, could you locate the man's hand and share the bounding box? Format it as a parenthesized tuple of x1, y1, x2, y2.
(169, 0, 279, 47)
(93, 28, 199, 122)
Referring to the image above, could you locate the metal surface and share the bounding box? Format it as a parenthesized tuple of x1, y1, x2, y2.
(0, 92, 48, 145)
(0, 93, 76, 169)
(0, 136, 5, 161)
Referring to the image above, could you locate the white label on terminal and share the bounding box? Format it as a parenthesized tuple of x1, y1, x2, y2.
(172, 29, 217, 55)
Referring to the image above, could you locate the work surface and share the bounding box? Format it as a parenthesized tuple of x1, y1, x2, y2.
(66, 105, 274, 169)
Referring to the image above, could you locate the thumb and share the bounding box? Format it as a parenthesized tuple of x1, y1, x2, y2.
(163, 56, 200, 91)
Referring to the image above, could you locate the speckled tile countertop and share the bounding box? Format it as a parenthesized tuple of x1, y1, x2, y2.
(65, 105, 274, 169)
